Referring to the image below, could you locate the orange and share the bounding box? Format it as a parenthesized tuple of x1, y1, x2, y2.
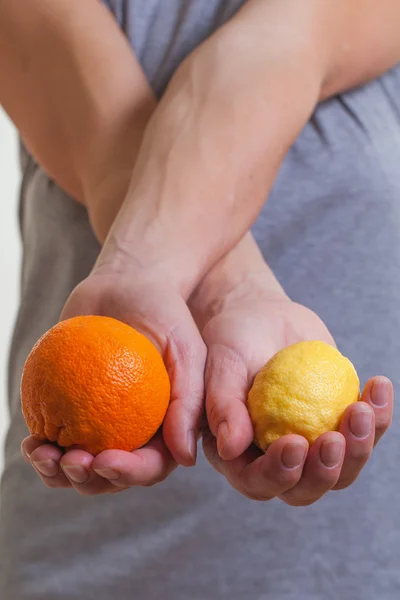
(21, 315, 170, 455)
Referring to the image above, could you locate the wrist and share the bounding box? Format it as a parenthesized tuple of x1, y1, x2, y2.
(94, 210, 202, 298)
(188, 234, 289, 329)
(82, 99, 156, 243)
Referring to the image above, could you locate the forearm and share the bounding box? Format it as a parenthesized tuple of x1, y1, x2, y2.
(97, 0, 400, 297)
(98, 0, 321, 292)
(0, 0, 155, 213)
(190, 2, 400, 324)
(319, 0, 400, 99)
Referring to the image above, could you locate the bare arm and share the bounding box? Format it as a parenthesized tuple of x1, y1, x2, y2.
(0, 0, 155, 218)
(319, 0, 400, 98)
(1, 0, 399, 248)
(97, 0, 400, 296)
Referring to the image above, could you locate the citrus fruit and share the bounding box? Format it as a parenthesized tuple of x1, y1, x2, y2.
(21, 315, 170, 455)
(247, 340, 360, 450)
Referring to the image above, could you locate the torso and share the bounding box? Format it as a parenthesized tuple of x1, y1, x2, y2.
(1, 3, 399, 598)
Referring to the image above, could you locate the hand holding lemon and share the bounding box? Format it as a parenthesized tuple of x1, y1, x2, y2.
(200, 292, 393, 505)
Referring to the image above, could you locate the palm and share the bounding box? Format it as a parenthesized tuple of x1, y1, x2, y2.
(197, 291, 392, 505)
(202, 295, 334, 380)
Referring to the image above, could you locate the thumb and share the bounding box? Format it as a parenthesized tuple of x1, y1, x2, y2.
(161, 304, 207, 467)
(205, 342, 254, 461)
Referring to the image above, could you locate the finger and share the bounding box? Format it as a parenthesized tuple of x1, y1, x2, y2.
(203, 431, 308, 501)
(162, 308, 207, 467)
(28, 441, 72, 489)
(205, 344, 254, 461)
(280, 432, 345, 506)
(92, 434, 177, 488)
(60, 450, 116, 495)
(362, 376, 393, 446)
(332, 401, 375, 491)
(21, 436, 45, 462)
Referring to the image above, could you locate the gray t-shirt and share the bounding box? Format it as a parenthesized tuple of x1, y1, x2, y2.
(1, 2, 399, 598)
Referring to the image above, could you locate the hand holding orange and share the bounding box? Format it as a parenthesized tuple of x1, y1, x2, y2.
(21, 316, 170, 455)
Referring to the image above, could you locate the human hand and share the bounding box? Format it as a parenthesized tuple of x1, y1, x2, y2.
(190, 240, 393, 506)
(22, 267, 206, 495)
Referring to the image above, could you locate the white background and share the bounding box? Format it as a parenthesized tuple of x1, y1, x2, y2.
(0, 107, 21, 474)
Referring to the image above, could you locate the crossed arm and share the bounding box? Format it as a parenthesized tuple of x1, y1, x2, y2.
(1, 0, 400, 255)
(1, 0, 397, 499)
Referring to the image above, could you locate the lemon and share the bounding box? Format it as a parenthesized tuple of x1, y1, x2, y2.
(247, 340, 360, 450)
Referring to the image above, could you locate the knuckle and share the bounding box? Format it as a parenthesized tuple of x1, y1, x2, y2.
(42, 477, 68, 489)
(312, 470, 340, 488)
(332, 476, 357, 491)
(241, 463, 303, 502)
(284, 496, 319, 507)
(241, 485, 273, 502)
(207, 396, 221, 431)
(281, 488, 322, 506)
(274, 468, 302, 490)
(112, 475, 135, 488)
(259, 466, 301, 497)
(72, 475, 111, 496)
(240, 473, 276, 501)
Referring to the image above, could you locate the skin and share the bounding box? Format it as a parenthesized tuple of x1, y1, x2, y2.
(1, 0, 397, 503)
(22, 240, 393, 505)
(192, 240, 393, 504)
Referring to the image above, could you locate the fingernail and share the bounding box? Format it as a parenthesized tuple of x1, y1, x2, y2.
(350, 406, 373, 439)
(188, 429, 197, 464)
(93, 467, 121, 481)
(371, 381, 388, 407)
(33, 459, 58, 477)
(281, 443, 307, 469)
(320, 441, 343, 468)
(217, 421, 229, 457)
(23, 449, 31, 459)
(62, 465, 89, 484)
